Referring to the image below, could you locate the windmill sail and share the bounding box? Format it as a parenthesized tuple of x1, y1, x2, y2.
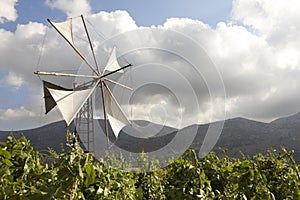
(45, 82, 98, 126)
(104, 46, 124, 73)
(48, 18, 99, 75)
(105, 86, 131, 138)
(43, 81, 72, 114)
(50, 19, 74, 45)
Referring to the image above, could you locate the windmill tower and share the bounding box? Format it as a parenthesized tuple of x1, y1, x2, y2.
(35, 15, 133, 152)
(76, 95, 94, 153)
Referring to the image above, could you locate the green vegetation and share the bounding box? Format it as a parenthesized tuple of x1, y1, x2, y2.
(0, 133, 299, 199)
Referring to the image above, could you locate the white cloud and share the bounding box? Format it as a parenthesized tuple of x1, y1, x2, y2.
(0, 0, 18, 23)
(161, 0, 300, 121)
(230, 0, 300, 71)
(15, 22, 46, 39)
(0, 106, 45, 131)
(0, 106, 36, 120)
(0, 22, 48, 90)
(3, 72, 23, 88)
(88, 10, 137, 37)
(45, 0, 91, 17)
(1, 3, 300, 130)
(231, 0, 300, 36)
(0, 95, 63, 130)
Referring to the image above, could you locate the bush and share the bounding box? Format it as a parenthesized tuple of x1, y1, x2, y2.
(0, 133, 299, 199)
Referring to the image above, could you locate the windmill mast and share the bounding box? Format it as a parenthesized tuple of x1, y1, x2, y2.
(100, 81, 109, 148)
(81, 15, 100, 74)
(75, 15, 99, 152)
(81, 14, 110, 148)
(76, 95, 95, 153)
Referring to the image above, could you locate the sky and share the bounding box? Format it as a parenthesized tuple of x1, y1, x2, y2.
(0, 0, 300, 130)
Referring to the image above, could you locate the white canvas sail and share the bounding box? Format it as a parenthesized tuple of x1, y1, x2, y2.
(48, 18, 99, 75)
(105, 86, 130, 138)
(47, 86, 96, 126)
(104, 46, 124, 73)
(50, 19, 74, 46)
(43, 81, 73, 114)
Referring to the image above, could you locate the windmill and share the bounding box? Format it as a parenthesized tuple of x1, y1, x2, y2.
(34, 15, 133, 151)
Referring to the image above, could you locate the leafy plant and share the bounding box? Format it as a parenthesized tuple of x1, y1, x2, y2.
(0, 132, 299, 199)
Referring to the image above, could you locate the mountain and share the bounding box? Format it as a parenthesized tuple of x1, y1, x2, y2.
(1, 113, 300, 162)
(208, 114, 300, 162)
(0, 121, 75, 153)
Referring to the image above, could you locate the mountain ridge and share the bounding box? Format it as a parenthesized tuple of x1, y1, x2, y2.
(1, 112, 300, 162)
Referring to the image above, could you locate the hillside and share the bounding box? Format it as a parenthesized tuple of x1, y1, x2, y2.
(1, 113, 300, 162)
(0, 121, 74, 153)
(210, 113, 300, 162)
